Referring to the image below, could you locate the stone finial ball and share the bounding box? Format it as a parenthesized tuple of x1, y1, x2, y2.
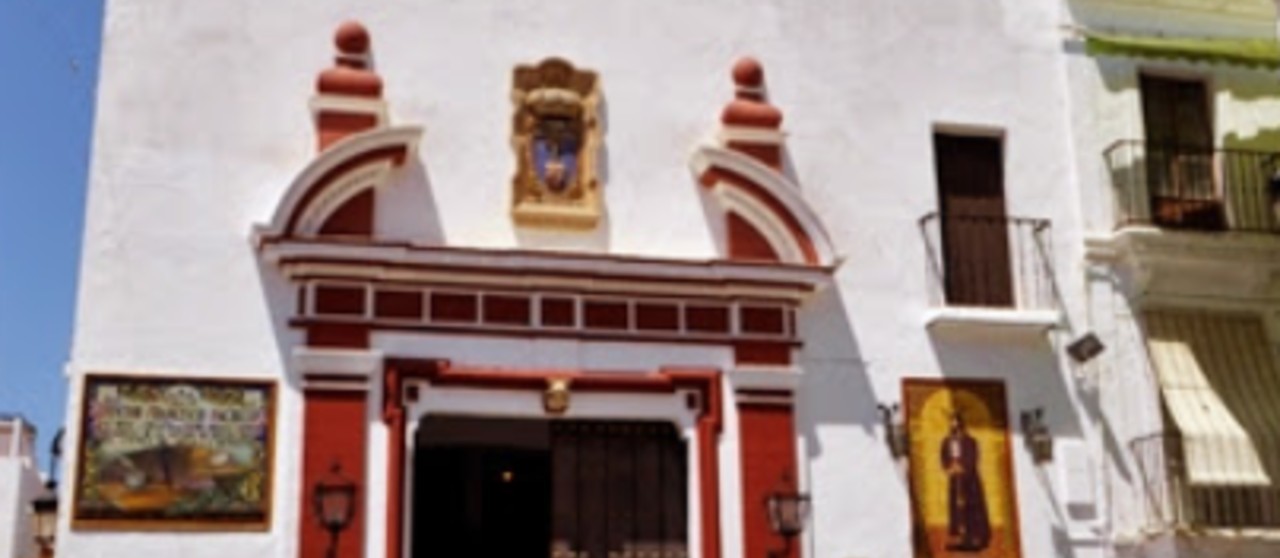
(731, 57, 765, 87)
(334, 20, 371, 54)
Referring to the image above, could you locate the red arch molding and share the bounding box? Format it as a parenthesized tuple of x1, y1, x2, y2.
(699, 167, 820, 265)
(283, 145, 408, 236)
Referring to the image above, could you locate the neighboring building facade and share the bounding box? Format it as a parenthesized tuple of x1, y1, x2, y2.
(57, 1, 1277, 558)
(0, 415, 41, 558)
(1064, 0, 1280, 556)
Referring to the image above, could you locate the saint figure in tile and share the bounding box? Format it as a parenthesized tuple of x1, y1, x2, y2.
(941, 413, 990, 551)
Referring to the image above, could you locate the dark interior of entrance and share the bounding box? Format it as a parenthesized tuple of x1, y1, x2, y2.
(413, 416, 688, 558)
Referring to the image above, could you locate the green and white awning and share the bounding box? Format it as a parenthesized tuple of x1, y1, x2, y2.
(1083, 30, 1280, 70)
(1145, 310, 1280, 486)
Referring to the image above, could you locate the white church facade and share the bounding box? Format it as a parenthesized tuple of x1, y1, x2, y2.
(55, 1, 1280, 558)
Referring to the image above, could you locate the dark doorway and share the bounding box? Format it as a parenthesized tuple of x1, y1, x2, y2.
(412, 417, 688, 558)
(934, 133, 1013, 307)
(1140, 74, 1221, 230)
(413, 418, 551, 557)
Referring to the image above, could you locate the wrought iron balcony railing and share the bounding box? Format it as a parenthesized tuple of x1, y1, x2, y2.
(1131, 433, 1280, 531)
(919, 213, 1055, 311)
(1105, 140, 1280, 234)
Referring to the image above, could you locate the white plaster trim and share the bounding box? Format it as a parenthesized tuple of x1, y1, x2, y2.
(728, 366, 800, 392)
(403, 385, 705, 557)
(716, 185, 808, 265)
(717, 125, 787, 145)
(291, 347, 383, 377)
(1088, 227, 1280, 300)
(302, 381, 371, 392)
(284, 264, 812, 303)
(690, 144, 837, 266)
(284, 261, 819, 300)
(309, 95, 389, 125)
(255, 125, 423, 241)
(261, 241, 833, 300)
(924, 307, 1063, 331)
(1093, 227, 1280, 264)
(734, 392, 793, 406)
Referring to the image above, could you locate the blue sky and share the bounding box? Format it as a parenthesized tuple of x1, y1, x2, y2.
(0, 0, 103, 470)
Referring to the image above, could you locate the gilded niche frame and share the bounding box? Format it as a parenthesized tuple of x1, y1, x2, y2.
(510, 57, 602, 230)
(903, 378, 1022, 558)
(71, 373, 277, 531)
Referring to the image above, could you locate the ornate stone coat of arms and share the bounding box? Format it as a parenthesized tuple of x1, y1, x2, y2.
(510, 58, 602, 229)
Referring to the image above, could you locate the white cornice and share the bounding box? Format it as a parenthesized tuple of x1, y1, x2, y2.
(1086, 227, 1280, 300)
(1087, 227, 1280, 264)
(260, 239, 834, 302)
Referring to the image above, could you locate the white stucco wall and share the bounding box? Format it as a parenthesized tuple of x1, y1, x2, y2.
(0, 436, 41, 558)
(71, 1, 1107, 557)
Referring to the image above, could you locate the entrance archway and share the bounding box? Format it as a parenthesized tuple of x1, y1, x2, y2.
(412, 416, 690, 558)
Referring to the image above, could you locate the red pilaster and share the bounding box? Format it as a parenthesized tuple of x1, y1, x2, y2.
(739, 403, 801, 558)
(299, 390, 368, 558)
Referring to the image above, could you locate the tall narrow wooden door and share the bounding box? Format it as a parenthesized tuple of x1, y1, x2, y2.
(934, 134, 1013, 307)
(1140, 75, 1220, 229)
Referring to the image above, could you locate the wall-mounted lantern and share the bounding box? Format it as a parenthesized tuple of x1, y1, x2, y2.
(1066, 332, 1105, 365)
(312, 462, 358, 558)
(877, 403, 909, 460)
(1021, 408, 1054, 464)
(765, 475, 811, 558)
(30, 426, 64, 558)
(31, 480, 58, 558)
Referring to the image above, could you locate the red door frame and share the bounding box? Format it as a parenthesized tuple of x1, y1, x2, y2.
(379, 359, 724, 558)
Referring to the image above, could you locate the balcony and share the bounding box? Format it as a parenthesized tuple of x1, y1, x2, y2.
(919, 213, 1059, 330)
(1105, 141, 1280, 234)
(1132, 433, 1280, 531)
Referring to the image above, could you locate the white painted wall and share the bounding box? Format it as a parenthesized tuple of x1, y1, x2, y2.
(0, 461, 42, 558)
(71, 1, 1105, 557)
(0, 422, 41, 558)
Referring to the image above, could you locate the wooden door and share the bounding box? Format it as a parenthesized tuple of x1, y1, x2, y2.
(935, 134, 1013, 307)
(550, 421, 688, 558)
(1140, 75, 1221, 229)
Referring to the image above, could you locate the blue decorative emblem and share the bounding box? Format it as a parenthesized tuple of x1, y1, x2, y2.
(533, 117, 580, 193)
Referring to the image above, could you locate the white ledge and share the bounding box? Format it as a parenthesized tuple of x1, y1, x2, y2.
(925, 307, 1062, 331)
(728, 366, 801, 392)
(292, 347, 384, 377)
